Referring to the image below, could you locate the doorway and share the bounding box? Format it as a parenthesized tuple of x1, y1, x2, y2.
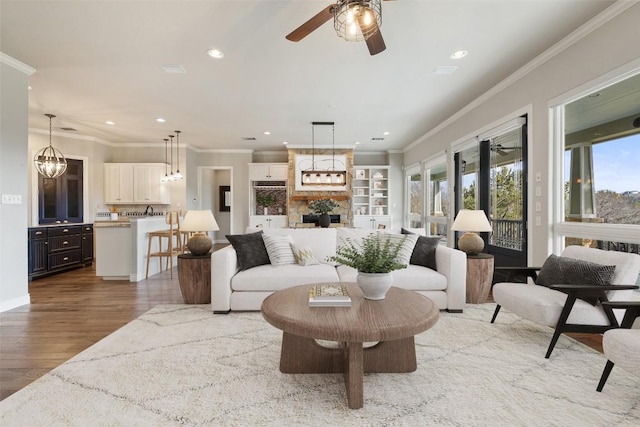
(454, 117, 528, 272)
(197, 167, 233, 242)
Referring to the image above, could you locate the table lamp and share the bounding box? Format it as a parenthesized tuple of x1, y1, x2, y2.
(181, 210, 219, 255)
(451, 209, 492, 255)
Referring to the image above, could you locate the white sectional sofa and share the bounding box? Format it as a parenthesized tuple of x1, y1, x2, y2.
(211, 227, 467, 313)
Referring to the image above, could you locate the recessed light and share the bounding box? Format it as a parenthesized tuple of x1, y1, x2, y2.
(383, 131, 390, 135)
(156, 117, 166, 123)
(264, 131, 271, 135)
(282, 141, 288, 145)
(207, 49, 224, 59)
(105, 120, 115, 125)
(28, 86, 32, 90)
(450, 50, 468, 59)
(355, 141, 361, 145)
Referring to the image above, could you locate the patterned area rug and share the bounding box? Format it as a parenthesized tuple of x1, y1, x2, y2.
(1, 304, 638, 426)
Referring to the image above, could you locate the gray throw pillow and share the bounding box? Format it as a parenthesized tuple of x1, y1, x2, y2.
(410, 236, 439, 271)
(226, 231, 271, 271)
(536, 254, 616, 305)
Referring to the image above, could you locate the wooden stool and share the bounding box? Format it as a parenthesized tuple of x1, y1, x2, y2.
(145, 212, 182, 279)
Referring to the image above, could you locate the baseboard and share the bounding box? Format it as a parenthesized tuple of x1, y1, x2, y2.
(447, 309, 463, 313)
(0, 294, 31, 313)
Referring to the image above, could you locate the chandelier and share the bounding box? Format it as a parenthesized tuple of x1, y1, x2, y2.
(34, 114, 68, 179)
(301, 122, 347, 187)
(334, 0, 382, 42)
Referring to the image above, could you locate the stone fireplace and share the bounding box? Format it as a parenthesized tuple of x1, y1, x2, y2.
(286, 148, 354, 226)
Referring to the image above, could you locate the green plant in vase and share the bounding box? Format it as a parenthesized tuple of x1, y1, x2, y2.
(256, 194, 276, 215)
(308, 199, 339, 228)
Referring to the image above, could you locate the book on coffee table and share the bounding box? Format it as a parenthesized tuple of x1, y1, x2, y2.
(308, 284, 351, 307)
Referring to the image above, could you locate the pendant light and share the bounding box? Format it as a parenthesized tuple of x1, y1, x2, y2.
(300, 121, 346, 186)
(161, 138, 170, 183)
(168, 134, 175, 181)
(34, 114, 68, 178)
(173, 130, 183, 180)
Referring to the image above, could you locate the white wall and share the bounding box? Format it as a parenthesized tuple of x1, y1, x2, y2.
(0, 55, 33, 312)
(403, 2, 640, 265)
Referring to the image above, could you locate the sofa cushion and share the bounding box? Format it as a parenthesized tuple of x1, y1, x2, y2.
(262, 234, 296, 266)
(226, 231, 270, 271)
(263, 228, 337, 265)
(536, 254, 616, 305)
(336, 264, 447, 291)
(410, 236, 439, 271)
(384, 233, 418, 265)
(292, 244, 320, 266)
(231, 263, 339, 292)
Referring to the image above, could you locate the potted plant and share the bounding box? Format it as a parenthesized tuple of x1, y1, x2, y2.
(256, 193, 276, 215)
(328, 233, 407, 300)
(308, 198, 339, 228)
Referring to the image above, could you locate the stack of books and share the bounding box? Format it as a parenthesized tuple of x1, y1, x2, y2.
(308, 284, 351, 307)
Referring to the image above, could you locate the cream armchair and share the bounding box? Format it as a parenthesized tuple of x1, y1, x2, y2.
(491, 246, 640, 358)
(596, 301, 640, 391)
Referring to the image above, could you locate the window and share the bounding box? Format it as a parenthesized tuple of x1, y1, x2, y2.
(553, 71, 640, 251)
(407, 172, 423, 228)
(425, 154, 448, 240)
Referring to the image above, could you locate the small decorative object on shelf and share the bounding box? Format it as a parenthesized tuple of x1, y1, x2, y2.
(308, 284, 351, 307)
(256, 193, 276, 215)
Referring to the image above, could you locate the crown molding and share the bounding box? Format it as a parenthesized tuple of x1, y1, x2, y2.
(0, 52, 36, 75)
(403, 0, 638, 153)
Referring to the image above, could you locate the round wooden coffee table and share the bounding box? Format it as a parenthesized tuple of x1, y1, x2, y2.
(261, 282, 439, 409)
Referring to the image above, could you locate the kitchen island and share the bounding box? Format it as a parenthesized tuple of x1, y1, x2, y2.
(95, 216, 178, 281)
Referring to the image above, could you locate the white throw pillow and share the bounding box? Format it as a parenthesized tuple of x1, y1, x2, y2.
(262, 234, 296, 266)
(384, 233, 419, 266)
(291, 244, 320, 266)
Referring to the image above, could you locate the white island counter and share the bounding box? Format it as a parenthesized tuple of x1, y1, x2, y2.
(95, 217, 176, 281)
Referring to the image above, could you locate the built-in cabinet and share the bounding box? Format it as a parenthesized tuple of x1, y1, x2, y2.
(248, 216, 289, 229)
(352, 166, 391, 227)
(249, 163, 288, 228)
(104, 163, 169, 204)
(249, 163, 288, 181)
(28, 224, 94, 279)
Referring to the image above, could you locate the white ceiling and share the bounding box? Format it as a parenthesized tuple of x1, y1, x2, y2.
(0, 0, 618, 152)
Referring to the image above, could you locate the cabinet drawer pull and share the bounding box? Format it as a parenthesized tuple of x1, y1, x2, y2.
(63, 241, 69, 245)
(63, 257, 69, 261)
(63, 228, 69, 233)
(35, 231, 43, 235)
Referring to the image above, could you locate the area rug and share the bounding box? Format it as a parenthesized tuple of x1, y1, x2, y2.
(1, 304, 638, 426)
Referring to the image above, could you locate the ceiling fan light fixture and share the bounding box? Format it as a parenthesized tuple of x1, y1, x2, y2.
(334, 0, 382, 42)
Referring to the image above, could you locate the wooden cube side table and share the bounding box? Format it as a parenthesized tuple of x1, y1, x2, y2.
(177, 253, 211, 304)
(466, 253, 494, 304)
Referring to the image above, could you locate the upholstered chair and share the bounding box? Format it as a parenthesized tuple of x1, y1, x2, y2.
(491, 246, 640, 358)
(596, 301, 640, 391)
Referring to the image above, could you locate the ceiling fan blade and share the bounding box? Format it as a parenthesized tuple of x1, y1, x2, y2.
(356, 14, 386, 56)
(286, 5, 335, 42)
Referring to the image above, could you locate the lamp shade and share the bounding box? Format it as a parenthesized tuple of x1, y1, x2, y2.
(451, 210, 492, 232)
(181, 210, 219, 232)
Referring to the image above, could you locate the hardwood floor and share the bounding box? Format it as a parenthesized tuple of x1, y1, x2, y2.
(0, 255, 603, 401)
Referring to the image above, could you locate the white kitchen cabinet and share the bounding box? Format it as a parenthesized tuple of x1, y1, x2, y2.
(249, 215, 288, 229)
(104, 163, 134, 203)
(134, 164, 170, 204)
(249, 163, 288, 181)
(105, 163, 169, 205)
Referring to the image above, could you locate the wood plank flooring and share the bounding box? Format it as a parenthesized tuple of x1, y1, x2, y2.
(0, 255, 603, 401)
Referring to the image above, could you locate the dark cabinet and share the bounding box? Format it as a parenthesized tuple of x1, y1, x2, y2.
(28, 224, 93, 280)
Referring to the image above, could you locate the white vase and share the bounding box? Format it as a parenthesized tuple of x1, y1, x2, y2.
(357, 272, 393, 300)
(264, 207, 268, 215)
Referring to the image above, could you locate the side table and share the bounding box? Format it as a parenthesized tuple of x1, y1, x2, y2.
(466, 253, 494, 304)
(177, 253, 211, 304)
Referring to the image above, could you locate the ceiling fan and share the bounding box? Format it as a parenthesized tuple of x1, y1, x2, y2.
(492, 143, 520, 156)
(286, 0, 392, 56)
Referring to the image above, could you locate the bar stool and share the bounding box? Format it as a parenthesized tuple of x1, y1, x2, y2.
(145, 211, 182, 279)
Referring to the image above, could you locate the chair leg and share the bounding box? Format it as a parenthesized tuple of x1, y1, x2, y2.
(491, 305, 501, 323)
(596, 360, 615, 392)
(545, 293, 578, 359)
(145, 234, 153, 279)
